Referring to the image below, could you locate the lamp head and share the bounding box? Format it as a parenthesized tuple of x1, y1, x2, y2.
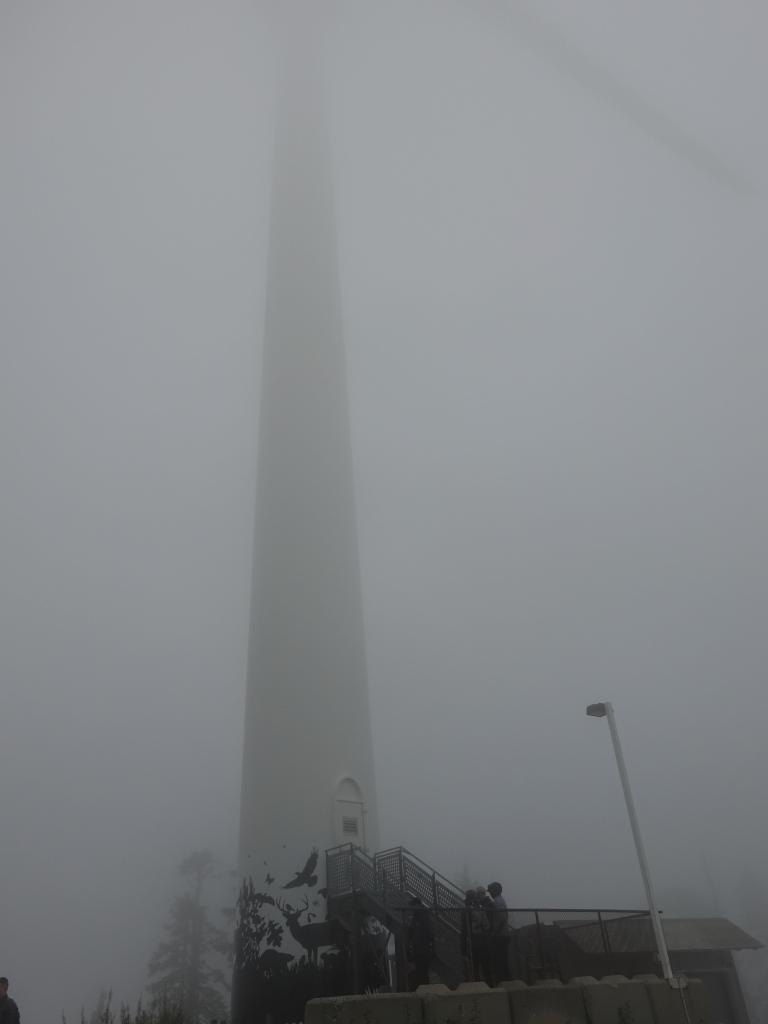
(586, 702, 610, 718)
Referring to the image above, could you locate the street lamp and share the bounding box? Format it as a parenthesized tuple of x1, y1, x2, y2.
(586, 701, 673, 981)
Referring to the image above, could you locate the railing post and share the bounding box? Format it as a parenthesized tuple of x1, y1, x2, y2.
(467, 906, 473, 980)
(351, 893, 360, 993)
(394, 931, 408, 992)
(598, 911, 612, 956)
(534, 911, 543, 977)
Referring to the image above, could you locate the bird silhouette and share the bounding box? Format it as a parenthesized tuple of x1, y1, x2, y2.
(283, 847, 319, 889)
(265, 872, 275, 886)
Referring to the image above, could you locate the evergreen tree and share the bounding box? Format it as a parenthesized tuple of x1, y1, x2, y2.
(147, 851, 231, 1024)
(88, 990, 111, 1024)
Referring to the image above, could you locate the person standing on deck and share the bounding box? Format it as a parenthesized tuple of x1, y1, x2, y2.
(487, 882, 510, 984)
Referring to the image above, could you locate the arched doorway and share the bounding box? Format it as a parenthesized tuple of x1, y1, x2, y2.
(334, 776, 367, 849)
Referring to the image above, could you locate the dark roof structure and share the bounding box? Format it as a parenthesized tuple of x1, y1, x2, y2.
(555, 916, 762, 955)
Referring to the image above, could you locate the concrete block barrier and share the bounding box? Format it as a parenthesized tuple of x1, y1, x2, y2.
(639, 976, 689, 1024)
(505, 979, 587, 1024)
(305, 993, 424, 1024)
(575, 975, 655, 1024)
(305, 976, 712, 1024)
(420, 980, 510, 1024)
(639, 976, 713, 1024)
(675, 979, 711, 1024)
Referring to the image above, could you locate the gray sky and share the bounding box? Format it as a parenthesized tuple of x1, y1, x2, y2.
(2, 2, 768, 1020)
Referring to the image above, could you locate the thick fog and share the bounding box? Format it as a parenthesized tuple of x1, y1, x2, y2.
(2, 2, 768, 1021)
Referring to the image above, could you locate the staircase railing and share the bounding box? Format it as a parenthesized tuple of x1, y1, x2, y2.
(326, 845, 464, 919)
(326, 844, 466, 985)
(374, 847, 465, 927)
(326, 844, 397, 908)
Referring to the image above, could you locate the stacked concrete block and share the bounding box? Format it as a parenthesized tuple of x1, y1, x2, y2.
(573, 975, 655, 1024)
(504, 978, 587, 1024)
(305, 975, 713, 1024)
(681, 979, 713, 1024)
(305, 992, 424, 1024)
(641, 977, 712, 1024)
(420, 982, 510, 1024)
(637, 976, 686, 1024)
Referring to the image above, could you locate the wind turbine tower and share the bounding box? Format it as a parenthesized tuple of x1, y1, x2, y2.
(235, 9, 379, 1019)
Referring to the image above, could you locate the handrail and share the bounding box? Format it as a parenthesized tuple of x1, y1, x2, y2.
(375, 847, 465, 904)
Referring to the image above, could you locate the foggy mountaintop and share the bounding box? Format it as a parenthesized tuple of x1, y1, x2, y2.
(2, 1, 768, 1021)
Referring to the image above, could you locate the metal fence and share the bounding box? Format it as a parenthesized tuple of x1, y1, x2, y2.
(414, 906, 654, 985)
(326, 847, 652, 989)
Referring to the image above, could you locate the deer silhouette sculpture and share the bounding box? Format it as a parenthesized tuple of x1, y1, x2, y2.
(275, 896, 339, 966)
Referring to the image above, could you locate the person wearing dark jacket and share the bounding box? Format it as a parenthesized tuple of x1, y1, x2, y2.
(470, 887, 492, 984)
(0, 978, 20, 1024)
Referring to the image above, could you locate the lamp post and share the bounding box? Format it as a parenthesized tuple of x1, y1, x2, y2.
(586, 701, 673, 981)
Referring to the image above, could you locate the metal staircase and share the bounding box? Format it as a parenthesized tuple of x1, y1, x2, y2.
(325, 844, 466, 986)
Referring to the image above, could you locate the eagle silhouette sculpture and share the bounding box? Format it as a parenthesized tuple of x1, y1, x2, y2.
(283, 847, 319, 889)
